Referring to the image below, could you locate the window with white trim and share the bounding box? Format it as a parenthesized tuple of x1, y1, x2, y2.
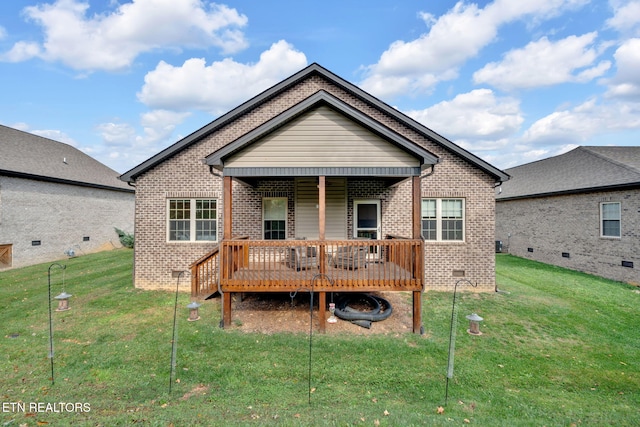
(421, 198, 465, 241)
(168, 199, 217, 242)
(600, 202, 621, 238)
(263, 197, 287, 240)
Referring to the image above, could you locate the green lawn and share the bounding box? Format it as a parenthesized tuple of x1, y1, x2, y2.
(1, 250, 638, 426)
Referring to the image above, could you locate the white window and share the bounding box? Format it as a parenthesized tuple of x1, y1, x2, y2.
(263, 198, 287, 240)
(421, 198, 465, 241)
(600, 202, 621, 238)
(168, 199, 217, 242)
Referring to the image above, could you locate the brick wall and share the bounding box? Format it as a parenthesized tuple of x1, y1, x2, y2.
(496, 189, 640, 285)
(132, 74, 498, 292)
(0, 176, 134, 269)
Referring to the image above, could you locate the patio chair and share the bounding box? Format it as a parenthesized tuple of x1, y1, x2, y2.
(331, 245, 368, 270)
(286, 242, 318, 271)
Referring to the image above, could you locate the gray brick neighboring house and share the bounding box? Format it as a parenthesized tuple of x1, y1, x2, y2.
(120, 63, 509, 295)
(496, 146, 640, 285)
(0, 125, 135, 269)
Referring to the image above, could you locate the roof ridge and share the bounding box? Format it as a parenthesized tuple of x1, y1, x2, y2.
(581, 146, 640, 176)
(504, 147, 578, 172)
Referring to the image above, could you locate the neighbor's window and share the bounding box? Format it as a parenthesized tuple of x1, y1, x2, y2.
(263, 197, 287, 240)
(600, 202, 621, 238)
(168, 199, 217, 242)
(421, 198, 465, 241)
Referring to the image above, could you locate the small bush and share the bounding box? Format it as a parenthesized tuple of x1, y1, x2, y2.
(114, 227, 134, 248)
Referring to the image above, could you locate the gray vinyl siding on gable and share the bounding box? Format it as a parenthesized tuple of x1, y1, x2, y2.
(226, 106, 420, 169)
(295, 177, 346, 239)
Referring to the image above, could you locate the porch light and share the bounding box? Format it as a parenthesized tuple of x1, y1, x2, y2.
(327, 302, 338, 324)
(54, 292, 72, 312)
(187, 301, 201, 322)
(466, 313, 483, 335)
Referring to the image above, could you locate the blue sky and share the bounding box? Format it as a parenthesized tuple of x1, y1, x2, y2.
(1, 0, 639, 174)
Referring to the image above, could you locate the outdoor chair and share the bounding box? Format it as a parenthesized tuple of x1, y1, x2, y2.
(286, 239, 318, 271)
(331, 245, 368, 270)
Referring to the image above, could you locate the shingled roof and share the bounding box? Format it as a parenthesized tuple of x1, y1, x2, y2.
(0, 124, 133, 192)
(120, 63, 509, 184)
(497, 146, 640, 200)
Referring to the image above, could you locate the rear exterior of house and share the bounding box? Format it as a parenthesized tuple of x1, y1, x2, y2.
(496, 146, 640, 285)
(121, 64, 508, 331)
(0, 125, 135, 269)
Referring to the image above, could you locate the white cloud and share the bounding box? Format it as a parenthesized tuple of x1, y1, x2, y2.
(137, 40, 307, 114)
(1, 41, 42, 62)
(606, 0, 640, 35)
(473, 33, 610, 90)
(96, 122, 138, 147)
(96, 109, 190, 167)
(605, 38, 640, 99)
(91, 111, 210, 172)
(405, 88, 524, 141)
(522, 98, 640, 145)
(360, 0, 589, 98)
(137, 109, 190, 144)
(1, 0, 248, 71)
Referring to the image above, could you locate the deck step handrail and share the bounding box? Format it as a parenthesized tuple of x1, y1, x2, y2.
(191, 235, 249, 297)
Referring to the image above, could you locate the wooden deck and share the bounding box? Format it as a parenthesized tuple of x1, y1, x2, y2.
(226, 259, 420, 292)
(192, 237, 424, 333)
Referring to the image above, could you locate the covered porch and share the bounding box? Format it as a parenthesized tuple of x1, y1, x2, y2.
(192, 175, 427, 333)
(193, 92, 438, 333)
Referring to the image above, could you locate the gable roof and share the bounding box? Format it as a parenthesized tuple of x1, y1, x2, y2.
(120, 63, 508, 183)
(497, 146, 640, 200)
(205, 90, 439, 176)
(0, 124, 133, 193)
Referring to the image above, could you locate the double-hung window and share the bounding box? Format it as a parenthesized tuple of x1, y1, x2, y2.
(263, 198, 287, 240)
(168, 199, 217, 242)
(600, 202, 621, 238)
(421, 198, 465, 241)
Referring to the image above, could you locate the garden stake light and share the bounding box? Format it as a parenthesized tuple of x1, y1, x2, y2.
(47, 262, 66, 385)
(466, 313, 483, 335)
(187, 301, 201, 321)
(445, 279, 477, 405)
(169, 271, 185, 394)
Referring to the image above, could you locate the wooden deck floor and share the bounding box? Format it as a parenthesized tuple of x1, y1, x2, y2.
(222, 259, 421, 293)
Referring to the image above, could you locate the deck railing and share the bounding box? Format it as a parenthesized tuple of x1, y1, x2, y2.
(218, 238, 424, 293)
(190, 245, 219, 297)
(190, 236, 249, 297)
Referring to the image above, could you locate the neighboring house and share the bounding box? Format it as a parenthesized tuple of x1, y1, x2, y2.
(496, 146, 640, 285)
(0, 125, 134, 269)
(120, 63, 509, 332)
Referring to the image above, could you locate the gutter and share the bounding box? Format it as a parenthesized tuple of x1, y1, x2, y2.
(496, 181, 640, 202)
(1, 169, 135, 194)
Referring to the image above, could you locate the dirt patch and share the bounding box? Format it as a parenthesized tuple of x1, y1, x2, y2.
(180, 384, 209, 401)
(225, 291, 416, 335)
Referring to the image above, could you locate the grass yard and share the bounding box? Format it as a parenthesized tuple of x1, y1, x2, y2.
(1, 249, 639, 426)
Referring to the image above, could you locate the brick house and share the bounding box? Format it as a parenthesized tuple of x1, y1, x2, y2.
(496, 146, 640, 285)
(120, 63, 508, 332)
(0, 125, 134, 269)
